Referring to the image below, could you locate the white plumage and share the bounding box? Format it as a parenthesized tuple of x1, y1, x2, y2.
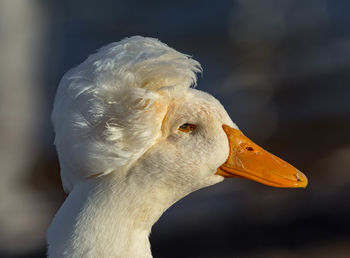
(49, 36, 233, 257)
(48, 36, 307, 258)
(52, 36, 203, 192)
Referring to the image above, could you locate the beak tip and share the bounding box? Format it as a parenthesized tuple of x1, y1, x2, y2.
(296, 170, 308, 188)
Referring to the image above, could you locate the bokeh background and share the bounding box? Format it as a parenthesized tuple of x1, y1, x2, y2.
(1, 0, 350, 257)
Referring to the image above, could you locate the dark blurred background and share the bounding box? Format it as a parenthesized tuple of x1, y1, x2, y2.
(1, 0, 350, 257)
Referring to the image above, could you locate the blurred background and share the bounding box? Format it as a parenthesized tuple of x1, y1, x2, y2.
(1, 0, 350, 257)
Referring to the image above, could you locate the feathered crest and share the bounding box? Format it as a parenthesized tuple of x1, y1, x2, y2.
(52, 36, 202, 192)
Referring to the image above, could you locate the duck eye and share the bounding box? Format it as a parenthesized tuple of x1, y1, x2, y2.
(178, 123, 196, 133)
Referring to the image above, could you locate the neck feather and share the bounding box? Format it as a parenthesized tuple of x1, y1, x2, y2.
(47, 170, 179, 258)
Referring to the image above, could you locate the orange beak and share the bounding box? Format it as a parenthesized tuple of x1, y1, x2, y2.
(216, 125, 307, 188)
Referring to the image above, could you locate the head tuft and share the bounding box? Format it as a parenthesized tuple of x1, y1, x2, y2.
(52, 36, 202, 192)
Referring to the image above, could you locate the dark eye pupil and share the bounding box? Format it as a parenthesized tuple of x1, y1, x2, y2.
(178, 123, 196, 132)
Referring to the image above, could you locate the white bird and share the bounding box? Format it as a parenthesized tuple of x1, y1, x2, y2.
(47, 36, 307, 258)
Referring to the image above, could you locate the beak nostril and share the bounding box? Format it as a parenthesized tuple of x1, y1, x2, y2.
(245, 146, 254, 151)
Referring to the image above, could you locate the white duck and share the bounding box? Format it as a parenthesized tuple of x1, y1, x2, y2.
(47, 36, 307, 258)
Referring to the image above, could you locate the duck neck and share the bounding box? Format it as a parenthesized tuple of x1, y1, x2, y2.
(47, 170, 181, 258)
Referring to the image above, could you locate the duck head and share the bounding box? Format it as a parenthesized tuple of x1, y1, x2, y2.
(52, 36, 307, 195)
